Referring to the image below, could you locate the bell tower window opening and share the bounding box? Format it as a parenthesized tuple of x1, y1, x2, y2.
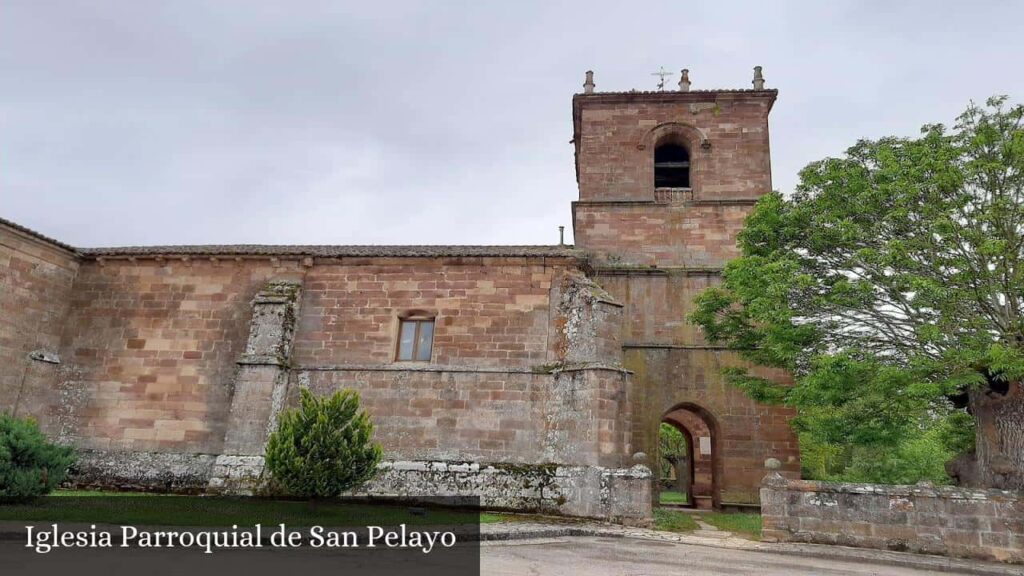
(654, 143, 690, 188)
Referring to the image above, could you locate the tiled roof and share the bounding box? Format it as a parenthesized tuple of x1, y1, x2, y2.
(1, 216, 583, 260)
(0, 216, 78, 252)
(79, 244, 584, 259)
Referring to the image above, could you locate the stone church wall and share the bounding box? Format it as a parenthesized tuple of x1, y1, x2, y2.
(574, 202, 754, 268)
(595, 271, 801, 505)
(293, 259, 561, 367)
(0, 220, 79, 419)
(48, 256, 586, 453)
(625, 346, 798, 505)
(297, 367, 630, 468)
(4, 243, 650, 522)
(50, 258, 288, 452)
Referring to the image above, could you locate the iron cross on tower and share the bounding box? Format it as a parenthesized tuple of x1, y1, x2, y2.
(651, 66, 672, 91)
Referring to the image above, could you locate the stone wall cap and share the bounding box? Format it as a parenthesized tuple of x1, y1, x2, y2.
(765, 477, 1024, 500)
(574, 88, 778, 99)
(594, 464, 653, 479)
(762, 471, 789, 487)
(572, 89, 779, 123)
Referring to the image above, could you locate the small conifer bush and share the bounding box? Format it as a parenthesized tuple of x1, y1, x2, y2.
(264, 388, 382, 498)
(0, 414, 76, 502)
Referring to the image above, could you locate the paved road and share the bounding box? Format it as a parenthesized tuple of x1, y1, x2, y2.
(481, 537, 975, 576)
(0, 534, 1000, 576)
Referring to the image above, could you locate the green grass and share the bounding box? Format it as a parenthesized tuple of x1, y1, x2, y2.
(653, 506, 763, 540)
(1, 493, 485, 527)
(52, 489, 157, 497)
(479, 512, 511, 524)
(653, 508, 700, 533)
(658, 490, 688, 504)
(697, 512, 762, 540)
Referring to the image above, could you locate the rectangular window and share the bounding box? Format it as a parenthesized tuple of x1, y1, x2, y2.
(397, 318, 434, 362)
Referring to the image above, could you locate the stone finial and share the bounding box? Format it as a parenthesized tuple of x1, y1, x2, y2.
(632, 452, 648, 463)
(583, 70, 595, 94)
(678, 69, 690, 92)
(762, 457, 788, 487)
(752, 66, 765, 90)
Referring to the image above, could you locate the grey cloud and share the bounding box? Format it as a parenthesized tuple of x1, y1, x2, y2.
(2, 1, 1022, 247)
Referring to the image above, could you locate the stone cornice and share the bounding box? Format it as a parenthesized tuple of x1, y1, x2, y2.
(572, 199, 759, 208)
(85, 253, 584, 269)
(590, 266, 723, 277)
(293, 362, 631, 375)
(622, 344, 734, 350)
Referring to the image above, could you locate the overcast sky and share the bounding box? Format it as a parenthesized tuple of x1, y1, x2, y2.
(2, 1, 1022, 248)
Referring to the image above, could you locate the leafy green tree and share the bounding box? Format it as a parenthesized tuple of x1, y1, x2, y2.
(265, 388, 382, 499)
(799, 411, 974, 485)
(691, 97, 1024, 489)
(0, 414, 76, 502)
(659, 423, 690, 495)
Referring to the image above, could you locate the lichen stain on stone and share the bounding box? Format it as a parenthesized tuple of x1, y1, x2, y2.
(555, 271, 623, 365)
(807, 492, 839, 507)
(53, 363, 87, 445)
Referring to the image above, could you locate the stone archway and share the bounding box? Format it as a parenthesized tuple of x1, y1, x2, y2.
(661, 403, 720, 510)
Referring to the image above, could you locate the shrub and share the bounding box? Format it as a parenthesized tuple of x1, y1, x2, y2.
(0, 414, 76, 502)
(264, 388, 382, 499)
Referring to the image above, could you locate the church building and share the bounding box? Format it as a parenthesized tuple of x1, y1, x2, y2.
(0, 68, 800, 522)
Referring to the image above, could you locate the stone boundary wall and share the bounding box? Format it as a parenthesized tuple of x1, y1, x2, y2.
(365, 460, 651, 524)
(760, 472, 1023, 564)
(70, 449, 217, 492)
(68, 450, 652, 525)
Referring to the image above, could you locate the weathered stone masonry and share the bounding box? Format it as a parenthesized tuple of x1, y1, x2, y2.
(761, 471, 1024, 563)
(572, 87, 800, 506)
(1, 232, 649, 521)
(0, 220, 78, 422)
(1, 75, 802, 520)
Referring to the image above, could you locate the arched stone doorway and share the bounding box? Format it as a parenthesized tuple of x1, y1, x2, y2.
(661, 403, 720, 510)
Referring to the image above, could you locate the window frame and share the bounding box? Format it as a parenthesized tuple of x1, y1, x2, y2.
(395, 314, 435, 362)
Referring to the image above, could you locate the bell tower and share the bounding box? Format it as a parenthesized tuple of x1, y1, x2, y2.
(570, 68, 800, 508)
(571, 67, 777, 268)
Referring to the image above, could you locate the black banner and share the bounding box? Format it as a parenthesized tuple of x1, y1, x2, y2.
(0, 496, 481, 576)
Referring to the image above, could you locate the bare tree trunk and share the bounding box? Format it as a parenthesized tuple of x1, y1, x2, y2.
(673, 457, 691, 501)
(950, 380, 1024, 490)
